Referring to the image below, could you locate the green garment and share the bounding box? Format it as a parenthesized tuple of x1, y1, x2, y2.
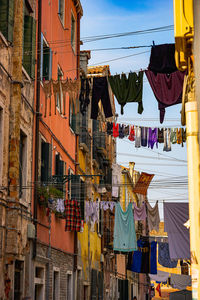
(170, 129, 177, 144)
(108, 71, 144, 115)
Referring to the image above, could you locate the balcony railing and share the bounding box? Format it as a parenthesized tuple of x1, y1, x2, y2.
(79, 128, 91, 151)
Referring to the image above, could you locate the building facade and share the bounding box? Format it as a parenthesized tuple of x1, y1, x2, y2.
(0, 0, 36, 298)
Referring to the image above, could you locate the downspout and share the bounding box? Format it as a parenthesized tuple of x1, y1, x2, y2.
(73, 11, 81, 300)
(33, 0, 42, 258)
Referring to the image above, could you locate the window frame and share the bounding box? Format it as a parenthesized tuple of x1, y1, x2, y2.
(52, 267, 60, 300)
(66, 271, 73, 300)
(56, 65, 63, 113)
(58, 0, 65, 26)
(71, 11, 76, 52)
(19, 130, 28, 200)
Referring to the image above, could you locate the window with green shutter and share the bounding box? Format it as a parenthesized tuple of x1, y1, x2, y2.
(0, 0, 14, 42)
(40, 34, 52, 81)
(41, 141, 52, 183)
(23, 15, 36, 78)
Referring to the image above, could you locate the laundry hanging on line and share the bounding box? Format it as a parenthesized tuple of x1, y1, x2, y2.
(108, 71, 144, 115)
(130, 239, 157, 274)
(105, 122, 186, 151)
(164, 202, 190, 260)
(113, 202, 137, 252)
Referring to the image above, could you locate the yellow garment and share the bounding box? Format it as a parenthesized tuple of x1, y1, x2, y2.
(176, 128, 182, 144)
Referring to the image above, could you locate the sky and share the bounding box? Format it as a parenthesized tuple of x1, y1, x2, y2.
(80, 0, 188, 219)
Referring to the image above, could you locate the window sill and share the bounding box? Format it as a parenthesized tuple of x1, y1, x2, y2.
(57, 14, 65, 29)
(69, 127, 75, 135)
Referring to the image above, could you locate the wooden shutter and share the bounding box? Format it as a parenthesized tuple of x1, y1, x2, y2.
(91, 269, 97, 300)
(55, 154, 60, 175)
(71, 174, 80, 200)
(80, 180, 86, 220)
(23, 15, 36, 78)
(41, 142, 50, 182)
(98, 272, 104, 300)
(0, 0, 14, 42)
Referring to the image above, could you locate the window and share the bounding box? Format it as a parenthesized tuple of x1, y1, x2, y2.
(66, 272, 72, 300)
(80, 180, 86, 220)
(57, 66, 63, 113)
(14, 260, 24, 300)
(40, 34, 52, 81)
(58, 0, 65, 25)
(23, 1, 36, 78)
(76, 269, 82, 300)
(19, 130, 27, 199)
(34, 265, 45, 300)
(0, 0, 14, 42)
(41, 140, 52, 183)
(0, 108, 3, 185)
(69, 101, 76, 132)
(55, 153, 64, 192)
(53, 269, 60, 300)
(71, 13, 76, 51)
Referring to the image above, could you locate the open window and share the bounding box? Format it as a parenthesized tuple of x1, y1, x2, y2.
(53, 268, 60, 300)
(40, 34, 52, 81)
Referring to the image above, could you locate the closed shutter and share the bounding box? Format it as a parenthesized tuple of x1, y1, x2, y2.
(71, 174, 80, 200)
(91, 269, 97, 300)
(80, 180, 85, 220)
(41, 142, 50, 182)
(98, 271, 104, 300)
(23, 15, 36, 78)
(0, 0, 14, 42)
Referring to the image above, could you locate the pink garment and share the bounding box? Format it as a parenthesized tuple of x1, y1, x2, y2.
(133, 202, 147, 221)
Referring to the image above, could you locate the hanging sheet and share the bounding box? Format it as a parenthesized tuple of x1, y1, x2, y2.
(164, 202, 190, 260)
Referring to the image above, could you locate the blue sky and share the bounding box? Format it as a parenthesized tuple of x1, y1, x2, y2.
(80, 0, 188, 218)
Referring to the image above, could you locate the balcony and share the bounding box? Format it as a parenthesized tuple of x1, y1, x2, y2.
(79, 128, 91, 152)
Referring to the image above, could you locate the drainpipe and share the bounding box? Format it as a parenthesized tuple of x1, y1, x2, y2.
(33, 0, 42, 258)
(73, 11, 81, 300)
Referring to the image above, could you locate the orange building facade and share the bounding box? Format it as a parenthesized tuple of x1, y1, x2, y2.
(31, 0, 83, 299)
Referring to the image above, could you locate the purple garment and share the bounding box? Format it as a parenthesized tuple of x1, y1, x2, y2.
(164, 203, 190, 260)
(148, 44, 177, 74)
(148, 128, 158, 149)
(145, 70, 185, 123)
(141, 127, 148, 147)
(133, 202, 147, 221)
